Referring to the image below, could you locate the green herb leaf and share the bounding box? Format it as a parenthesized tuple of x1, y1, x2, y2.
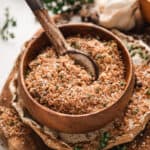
(0, 8, 17, 41)
(74, 146, 82, 150)
(112, 145, 127, 150)
(8, 120, 15, 126)
(99, 132, 110, 149)
(43, 0, 94, 14)
(71, 41, 81, 49)
(95, 54, 103, 60)
(55, 85, 59, 90)
(146, 88, 150, 96)
(132, 108, 139, 115)
(127, 44, 134, 52)
(25, 68, 30, 77)
(119, 81, 126, 86)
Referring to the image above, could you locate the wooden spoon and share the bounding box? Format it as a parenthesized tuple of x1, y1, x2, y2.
(25, 0, 99, 80)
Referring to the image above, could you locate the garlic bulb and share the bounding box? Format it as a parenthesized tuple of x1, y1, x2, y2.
(94, 0, 142, 31)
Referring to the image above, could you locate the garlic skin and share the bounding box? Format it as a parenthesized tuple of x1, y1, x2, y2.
(94, 0, 142, 31)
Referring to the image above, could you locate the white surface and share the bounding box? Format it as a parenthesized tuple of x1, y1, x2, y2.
(0, 0, 40, 92)
(0, 1, 39, 149)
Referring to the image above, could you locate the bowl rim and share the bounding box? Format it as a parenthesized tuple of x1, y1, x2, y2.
(19, 23, 134, 118)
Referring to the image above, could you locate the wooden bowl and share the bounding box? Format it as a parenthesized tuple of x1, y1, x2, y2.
(18, 23, 135, 133)
(139, 0, 150, 23)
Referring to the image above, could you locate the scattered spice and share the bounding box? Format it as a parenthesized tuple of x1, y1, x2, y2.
(0, 106, 30, 139)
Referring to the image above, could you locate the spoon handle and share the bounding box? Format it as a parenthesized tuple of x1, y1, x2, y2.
(25, 0, 68, 55)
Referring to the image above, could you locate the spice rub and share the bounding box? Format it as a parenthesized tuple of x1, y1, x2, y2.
(25, 36, 126, 115)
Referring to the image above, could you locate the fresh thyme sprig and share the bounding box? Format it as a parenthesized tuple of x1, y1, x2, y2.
(112, 144, 127, 150)
(43, 0, 94, 14)
(0, 8, 17, 41)
(99, 132, 110, 149)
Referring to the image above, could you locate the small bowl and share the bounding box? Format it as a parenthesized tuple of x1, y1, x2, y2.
(140, 0, 150, 23)
(18, 23, 135, 133)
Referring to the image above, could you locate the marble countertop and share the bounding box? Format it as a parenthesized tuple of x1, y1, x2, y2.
(0, 0, 40, 92)
(0, 1, 40, 149)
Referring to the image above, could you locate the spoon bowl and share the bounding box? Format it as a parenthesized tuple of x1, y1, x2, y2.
(25, 0, 99, 80)
(18, 23, 135, 133)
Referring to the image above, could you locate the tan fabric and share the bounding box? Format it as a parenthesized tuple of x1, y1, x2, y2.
(0, 47, 37, 150)
(94, 0, 142, 31)
(11, 30, 150, 150)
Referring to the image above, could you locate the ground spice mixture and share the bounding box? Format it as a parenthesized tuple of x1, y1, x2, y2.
(0, 106, 30, 138)
(58, 64, 150, 150)
(25, 35, 126, 115)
